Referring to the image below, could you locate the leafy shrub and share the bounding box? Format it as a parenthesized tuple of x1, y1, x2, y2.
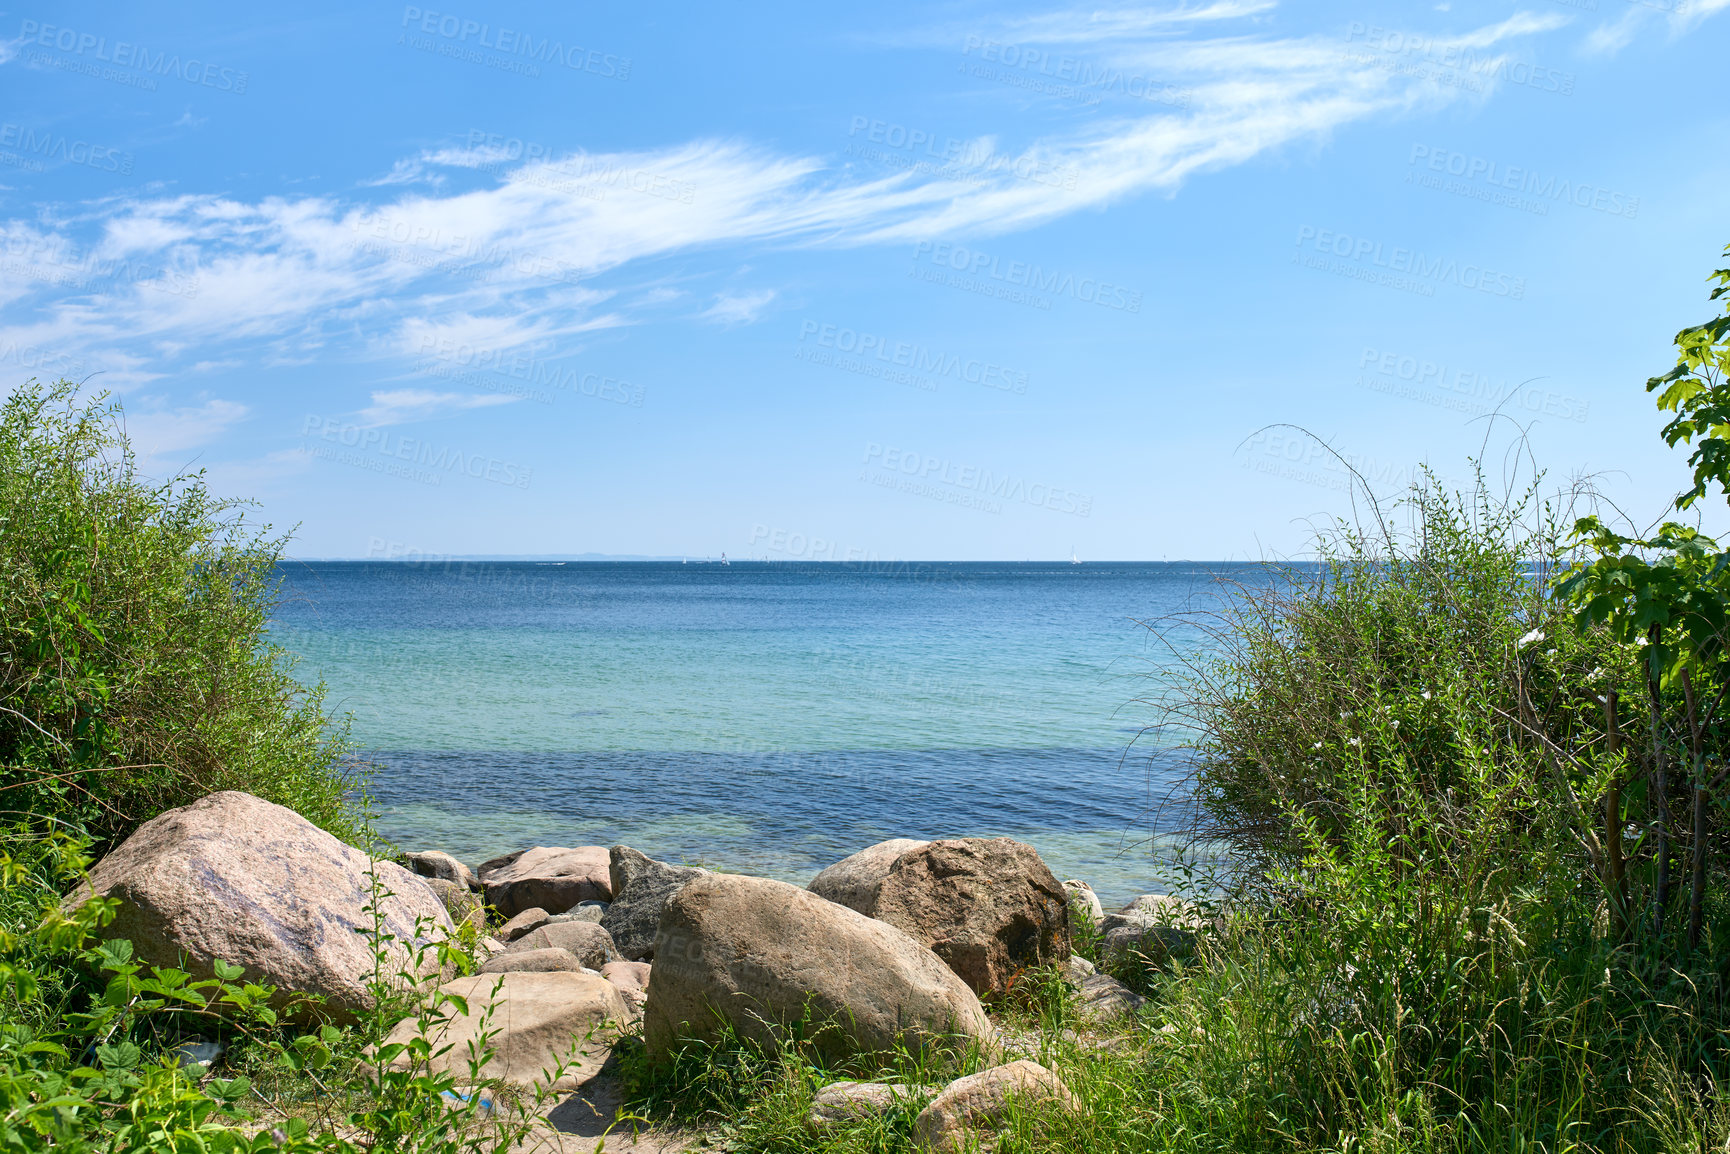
(0, 380, 361, 850)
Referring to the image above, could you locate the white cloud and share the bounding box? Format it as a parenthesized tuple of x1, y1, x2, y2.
(0, 3, 1708, 393)
(354, 388, 517, 427)
(120, 397, 249, 458)
(701, 289, 776, 326)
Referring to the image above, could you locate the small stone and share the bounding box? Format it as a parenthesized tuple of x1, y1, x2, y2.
(806, 1081, 931, 1130)
(1075, 972, 1144, 1020)
(600, 960, 650, 1012)
(479, 947, 589, 974)
(381, 972, 629, 1091)
(403, 850, 477, 892)
(913, 1061, 1079, 1152)
(808, 837, 1070, 998)
(1062, 880, 1104, 926)
(1062, 955, 1095, 987)
(498, 908, 553, 942)
(506, 920, 619, 970)
(422, 877, 486, 934)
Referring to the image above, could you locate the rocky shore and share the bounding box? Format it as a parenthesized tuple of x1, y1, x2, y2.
(67, 790, 1197, 1151)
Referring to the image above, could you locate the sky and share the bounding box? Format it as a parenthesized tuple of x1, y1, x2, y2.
(0, 0, 1726, 561)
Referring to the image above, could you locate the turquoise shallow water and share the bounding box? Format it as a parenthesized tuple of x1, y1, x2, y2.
(272, 560, 1255, 907)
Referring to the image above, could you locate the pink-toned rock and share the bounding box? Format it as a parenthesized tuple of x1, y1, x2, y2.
(644, 873, 992, 1062)
(479, 846, 612, 917)
(383, 972, 629, 1090)
(498, 907, 553, 942)
(601, 960, 651, 1011)
(913, 1061, 1079, 1152)
(65, 791, 453, 1024)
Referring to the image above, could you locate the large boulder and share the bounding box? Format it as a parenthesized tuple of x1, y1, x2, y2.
(65, 791, 453, 1024)
(809, 838, 1070, 997)
(382, 972, 629, 1090)
(643, 873, 991, 1062)
(912, 1061, 1079, 1152)
(600, 846, 706, 961)
(506, 920, 620, 969)
(806, 838, 928, 911)
(478, 846, 611, 917)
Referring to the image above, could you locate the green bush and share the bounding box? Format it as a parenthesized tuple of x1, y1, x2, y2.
(0, 380, 362, 850)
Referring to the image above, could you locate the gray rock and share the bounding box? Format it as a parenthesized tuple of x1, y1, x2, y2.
(1075, 972, 1145, 1020)
(403, 850, 477, 892)
(600, 846, 706, 961)
(643, 872, 992, 1062)
(479, 846, 612, 917)
(1062, 955, 1096, 986)
(561, 901, 607, 924)
(507, 920, 620, 970)
(1062, 880, 1104, 926)
(1098, 894, 1200, 969)
(806, 1081, 932, 1130)
(480, 947, 590, 974)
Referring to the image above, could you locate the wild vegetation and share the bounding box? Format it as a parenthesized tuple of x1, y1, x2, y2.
(0, 244, 1727, 1151)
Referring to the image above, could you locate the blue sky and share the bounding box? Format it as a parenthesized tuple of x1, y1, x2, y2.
(1, 0, 1726, 560)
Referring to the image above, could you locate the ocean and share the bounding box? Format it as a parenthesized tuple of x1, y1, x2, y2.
(270, 560, 1262, 908)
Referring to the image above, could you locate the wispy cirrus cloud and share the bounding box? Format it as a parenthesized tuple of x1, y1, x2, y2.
(701, 289, 777, 326)
(0, 3, 1698, 403)
(354, 388, 517, 428)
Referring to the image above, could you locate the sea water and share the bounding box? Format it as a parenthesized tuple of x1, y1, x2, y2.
(272, 560, 1264, 908)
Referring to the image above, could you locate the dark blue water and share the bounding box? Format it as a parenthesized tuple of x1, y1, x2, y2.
(272, 561, 1267, 905)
